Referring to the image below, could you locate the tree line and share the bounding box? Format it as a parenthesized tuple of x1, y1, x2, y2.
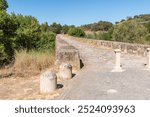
(80, 21, 113, 31)
(83, 14, 150, 45)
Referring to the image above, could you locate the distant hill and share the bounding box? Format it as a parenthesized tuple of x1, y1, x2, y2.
(79, 21, 113, 32)
(116, 14, 150, 24)
(79, 14, 150, 32)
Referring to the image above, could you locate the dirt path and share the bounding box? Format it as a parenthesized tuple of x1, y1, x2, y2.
(57, 35, 150, 100)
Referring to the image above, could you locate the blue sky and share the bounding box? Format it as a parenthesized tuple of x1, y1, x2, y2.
(7, 0, 150, 26)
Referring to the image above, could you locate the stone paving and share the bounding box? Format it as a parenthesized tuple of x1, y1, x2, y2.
(57, 35, 150, 100)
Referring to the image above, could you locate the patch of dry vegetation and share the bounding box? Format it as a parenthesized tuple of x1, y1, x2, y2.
(13, 50, 55, 77)
(0, 75, 62, 100)
(0, 50, 63, 100)
(0, 50, 55, 78)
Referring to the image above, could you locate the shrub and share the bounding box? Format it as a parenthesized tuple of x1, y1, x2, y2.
(61, 25, 69, 34)
(85, 33, 97, 39)
(99, 32, 112, 40)
(85, 31, 112, 41)
(13, 14, 41, 50)
(68, 27, 85, 37)
(49, 22, 62, 34)
(91, 23, 100, 31)
(112, 20, 148, 44)
(37, 32, 56, 51)
(0, 11, 18, 66)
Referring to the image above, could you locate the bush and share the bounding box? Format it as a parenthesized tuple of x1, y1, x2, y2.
(99, 32, 112, 40)
(49, 22, 62, 34)
(0, 11, 18, 66)
(13, 14, 41, 50)
(37, 32, 56, 51)
(112, 20, 148, 44)
(85, 31, 112, 41)
(68, 27, 85, 37)
(85, 33, 97, 39)
(61, 25, 69, 34)
(91, 23, 100, 31)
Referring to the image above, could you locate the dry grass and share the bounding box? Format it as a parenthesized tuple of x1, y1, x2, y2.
(13, 50, 55, 77)
(0, 50, 63, 100)
(0, 75, 62, 100)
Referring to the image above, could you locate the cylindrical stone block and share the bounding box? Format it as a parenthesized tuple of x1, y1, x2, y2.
(59, 63, 72, 80)
(40, 71, 57, 94)
(147, 48, 150, 69)
(114, 49, 121, 70)
(111, 49, 125, 72)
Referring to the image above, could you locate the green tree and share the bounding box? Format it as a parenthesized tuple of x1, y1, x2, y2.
(91, 23, 100, 31)
(0, 0, 8, 11)
(37, 32, 56, 50)
(99, 32, 112, 41)
(68, 27, 85, 37)
(40, 22, 49, 32)
(98, 21, 113, 31)
(61, 25, 69, 34)
(80, 21, 113, 31)
(49, 22, 62, 34)
(112, 20, 148, 44)
(0, 11, 18, 66)
(144, 22, 150, 33)
(13, 14, 41, 50)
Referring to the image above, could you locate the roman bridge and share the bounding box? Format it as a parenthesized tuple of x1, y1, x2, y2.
(55, 34, 150, 100)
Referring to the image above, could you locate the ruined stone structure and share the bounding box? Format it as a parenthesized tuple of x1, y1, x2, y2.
(55, 35, 80, 72)
(55, 35, 150, 100)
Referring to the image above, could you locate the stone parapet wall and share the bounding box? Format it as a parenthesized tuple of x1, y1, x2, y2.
(79, 38, 150, 56)
(55, 35, 80, 71)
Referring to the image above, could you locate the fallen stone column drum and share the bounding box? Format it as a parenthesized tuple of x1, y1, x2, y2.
(59, 63, 72, 80)
(40, 71, 57, 94)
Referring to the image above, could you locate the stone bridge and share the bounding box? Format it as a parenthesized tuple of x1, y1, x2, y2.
(56, 34, 150, 100)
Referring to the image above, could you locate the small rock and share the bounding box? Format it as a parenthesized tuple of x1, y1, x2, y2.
(107, 89, 118, 95)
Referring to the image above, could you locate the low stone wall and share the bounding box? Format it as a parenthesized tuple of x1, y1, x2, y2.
(55, 35, 80, 71)
(79, 38, 150, 56)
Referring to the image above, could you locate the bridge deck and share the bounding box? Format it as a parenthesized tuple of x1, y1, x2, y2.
(57, 35, 150, 100)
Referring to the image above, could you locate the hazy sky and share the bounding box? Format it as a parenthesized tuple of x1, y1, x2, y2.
(7, 0, 150, 26)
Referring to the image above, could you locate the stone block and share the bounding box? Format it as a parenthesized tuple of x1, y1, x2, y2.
(40, 71, 57, 94)
(55, 36, 80, 72)
(59, 63, 72, 80)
